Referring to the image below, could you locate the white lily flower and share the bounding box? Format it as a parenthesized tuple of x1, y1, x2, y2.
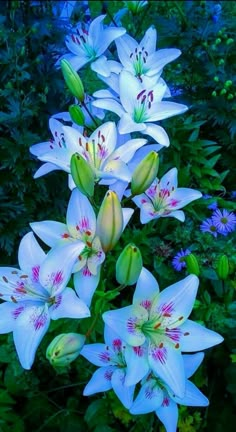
(93, 71, 188, 145)
(32, 121, 147, 186)
(31, 189, 134, 307)
(115, 26, 181, 83)
(58, 15, 126, 71)
(0, 233, 90, 369)
(131, 167, 202, 224)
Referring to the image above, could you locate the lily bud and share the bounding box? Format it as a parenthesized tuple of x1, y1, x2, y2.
(185, 253, 200, 276)
(131, 151, 159, 196)
(116, 243, 143, 285)
(70, 153, 95, 197)
(61, 59, 84, 102)
(69, 104, 85, 126)
(97, 191, 123, 252)
(216, 255, 229, 280)
(46, 333, 85, 367)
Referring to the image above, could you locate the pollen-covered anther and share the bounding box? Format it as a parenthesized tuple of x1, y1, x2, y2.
(154, 322, 161, 329)
(137, 89, 146, 100)
(2, 276, 8, 283)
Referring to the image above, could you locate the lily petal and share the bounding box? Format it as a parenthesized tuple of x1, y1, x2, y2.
(67, 188, 96, 238)
(125, 343, 150, 386)
(111, 368, 135, 409)
(39, 242, 85, 296)
(119, 113, 146, 134)
(147, 101, 188, 122)
(151, 275, 199, 328)
(92, 98, 125, 117)
(18, 232, 46, 275)
(74, 267, 101, 307)
(80, 343, 112, 367)
(30, 221, 69, 248)
(148, 343, 185, 398)
(130, 379, 163, 414)
(172, 380, 209, 407)
(13, 303, 50, 369)
(179, 319, 224, 351)
(50, 287, 90, 320)
(183, 352, 205, 379)
(134, 267, 159, 304)
(143, 123, 170, 147)
(167, 188, 202, 210)
(0, 302, 25, 333)
(156, 398, 178, 432)
(33, 163, 60, 179)
(103, 305, 147, 346)
(83, 366, 115, 395)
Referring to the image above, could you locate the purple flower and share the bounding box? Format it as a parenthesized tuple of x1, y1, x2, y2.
(200, 218, 218, 238)
(172, 249, 191, 272)
(212, 209, 236, 235)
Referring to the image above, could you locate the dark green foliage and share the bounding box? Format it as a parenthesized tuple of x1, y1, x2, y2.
(0, 1, 236, 432)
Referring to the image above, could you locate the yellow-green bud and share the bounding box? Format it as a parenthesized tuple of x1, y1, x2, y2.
(46, 333, 85, 367)
(116, 243, 143, 286)
(69, 104, 85, 126)
(226, 38, 234, 45)
(213, 76, 219, 82)
(97, 191, 123, 252)
(218, 59, 225, 65)
(216, 255, 229, 280)
(61, 59, 84, 102)
(212, 90, 217, 97)
(220, 88, 227, 96)
(215, 38, 221, 45)
(185, 253, 200, 276)
(224, 80, 232, 88)
(70, 153, 95, 197)
(131, 151, 159, 196)
(227, 93, 234, 100)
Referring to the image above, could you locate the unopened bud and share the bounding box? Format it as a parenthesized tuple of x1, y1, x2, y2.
(227, 93, 234, 100)
(226, 38, 234, 45)
(61, 59, 84, 102)
(116, 243, 143, 285)
(218, 59, 225, 65)
(97, 191, 123, 252)
(216, 255, 229, 280)
(131, 151, 159, 196)
(213, 76, 219, 82)
(224, 80, 232, 88)
(70, 153, 95, 197)
(185, 253, 200, 276)
(220, 88, 227, 95)
(215, 38, 221, 45)
(212, 90, 217, 97)
(69, 104, 85, 126)
(46, 333, 85, 367)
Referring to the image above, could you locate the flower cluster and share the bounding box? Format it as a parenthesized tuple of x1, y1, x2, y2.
(0, 10, 223, 432)
(200, 208, 236, 237)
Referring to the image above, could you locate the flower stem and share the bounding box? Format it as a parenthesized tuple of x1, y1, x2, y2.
(81, 101, 99, 128)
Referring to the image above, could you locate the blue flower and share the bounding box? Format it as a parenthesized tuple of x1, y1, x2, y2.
(200, 218, 218, 237)
(212, 209, 236, 235)
(172, 249, 191, 272)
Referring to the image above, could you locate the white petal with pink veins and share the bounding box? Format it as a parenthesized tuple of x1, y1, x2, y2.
(30, 221, 70, 248)
(18, 232, 46, 275)
(66, 188, 96, 239)
(13, 303, 50, 369)
(74, 267, 101, 307)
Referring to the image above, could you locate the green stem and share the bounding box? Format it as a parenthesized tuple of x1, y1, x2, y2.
(174, 1, 188, 27)
(85, 312, 100, 338)
(81, 101, 99, 128)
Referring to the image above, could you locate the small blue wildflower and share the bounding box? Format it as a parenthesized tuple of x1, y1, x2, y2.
(212, 209, 236, 235)
(202, 194, 212, 200)
(200, 218, 218, 238)
(208, 201, 218, 211)
(230, 191, 236, 200)
(172, 248, 191, 271)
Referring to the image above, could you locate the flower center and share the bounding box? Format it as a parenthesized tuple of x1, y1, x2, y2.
(130, 47, 149, 78)
(71, 28, 96, 59)
(133, 89, 154, 123)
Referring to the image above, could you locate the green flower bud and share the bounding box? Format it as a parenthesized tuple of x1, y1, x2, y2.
(97, 191, 123, 252)
(131, 151, 159, 196)
(215, 38, 221, 45)
(185, 253, 200, 276)
(70, 153, 95, 197)
(46, 333, 85, 367)
(69, 104, 85, 126)
(220, 88, 227, 95)
(116, 243, 143, 286)
(211, 90, 217, 97)
(211, 44, 216, 51)
(226, 38, 234, 45)
(224, 80, 232, 88)
(218, 59, 225, 65)
(61, 59, 84, 102)
(227, 93, 234, 100)
(216, 255, 229, 280)
(213, 76, 219, 82)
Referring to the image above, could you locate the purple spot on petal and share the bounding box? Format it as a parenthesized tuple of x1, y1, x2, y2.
(112, 338, 122, 353)
(53, 271, 63, 286)
(83, 267, 92, 277)
(33, 313, 48, 331)
(99, 351, 111, 363)
(151, 345, 167, 365)
(127, 316, 138, 334)
(133, 346, 144, 357)
(140, 299, 152, 310)
(104, 369, 113, 381)
(165, 327, 181, 342)
(32, 265, 40, 283)
(12, 306, 24, 319)
(162, 396, 170, 407)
